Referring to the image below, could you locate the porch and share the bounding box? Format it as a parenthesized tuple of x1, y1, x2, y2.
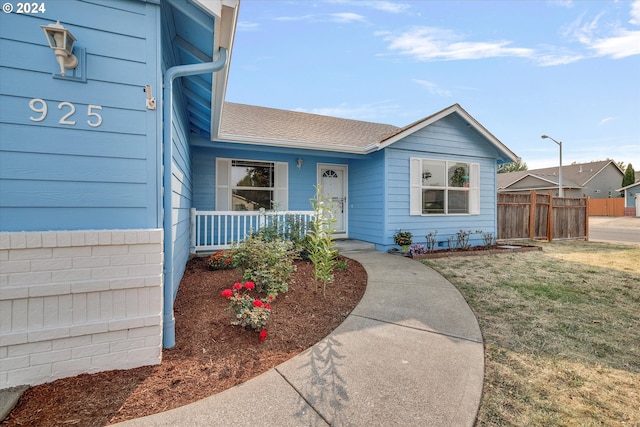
(190, 208, 315, 252)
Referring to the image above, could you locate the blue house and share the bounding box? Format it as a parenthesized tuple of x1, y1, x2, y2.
(0, 0, 517, 388)
(617, 180, 640, 217)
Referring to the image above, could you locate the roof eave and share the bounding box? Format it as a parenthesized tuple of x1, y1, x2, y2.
(215, 134, 370, 154)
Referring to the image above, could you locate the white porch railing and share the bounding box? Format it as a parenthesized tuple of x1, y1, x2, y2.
(190, 208, 315, 252)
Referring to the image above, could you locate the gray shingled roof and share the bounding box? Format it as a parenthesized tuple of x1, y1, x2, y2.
(497, 160, 620, 189)
(220, 102, 400, 148)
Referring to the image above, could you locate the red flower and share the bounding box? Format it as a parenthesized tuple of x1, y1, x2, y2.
(264, 303, 272, 311)
(233, 282, 243, 290)
(260, 330, 268, 341)
(268, 295, 274, 301)
(221, 289, 233, 298)
(253, 300, 263, 308)
(245, 282, 255, 290)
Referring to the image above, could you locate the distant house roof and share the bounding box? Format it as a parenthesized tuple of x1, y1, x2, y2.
(498, 160, 622, 190)
(217, 102, 518, 162)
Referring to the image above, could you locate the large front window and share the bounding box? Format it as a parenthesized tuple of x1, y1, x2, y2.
(411, 158, 479, 215)
(231, 160, 275, 211)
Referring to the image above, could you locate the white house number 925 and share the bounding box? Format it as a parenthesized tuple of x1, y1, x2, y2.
(29, 98, 103, 128)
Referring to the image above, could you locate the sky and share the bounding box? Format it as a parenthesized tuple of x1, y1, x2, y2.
(224, 0, 640, 171)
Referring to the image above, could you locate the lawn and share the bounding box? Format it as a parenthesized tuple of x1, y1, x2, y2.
(422, 241, 640, 426)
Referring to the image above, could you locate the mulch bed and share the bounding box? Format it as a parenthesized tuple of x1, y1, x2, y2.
(2, 256, 367, 427)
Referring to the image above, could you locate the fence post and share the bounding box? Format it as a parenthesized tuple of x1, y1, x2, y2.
(585, 197, 590, 241)
(190, 208, 196, 254)
(547, 190, 554, 242)
(529, 190, 536, 240)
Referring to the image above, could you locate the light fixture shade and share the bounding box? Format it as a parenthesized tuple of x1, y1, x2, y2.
(41, 20, 78, 76)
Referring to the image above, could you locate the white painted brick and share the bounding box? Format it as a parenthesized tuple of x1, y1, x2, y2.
(0, 332, 27, 347)
(9, 271, 51, 286)
(11, 299, 28, 332)
(0, 234, 11, 250)
(0, 250, 7, 261)
(57, 295, 73, 325)
(109, 317, 145, 332)
(92, 265, 129, 280)
(92, 245, 128, 256)
(27, 297, 44, 329)
(41, 232, 57, 248)
(0, 372, 7, 386)
(52, 335, 91, 350)
(10, 234, 26, 249)
(56, 232, 72, 247)
(99, 291, 113, 320)
(53, 246, 92, 259)
(25, 233, 42, 248)
(137, 288, 150, 314)
(0, 260, 31, 274)
(8, 340, 52, 357)
(86, 293, 101, 323)
(129, 264, 162, 278)
(92, 330, 127, 344)
(98, 231, 112, 245)
(111, 231, 125, 245)
(136, 231, 150, 244)
(90, 351, 128, 371)
(111, 253, 146, 266)
(8, 364, 51, 386)
(124, 232, 138, 245)
(0, 300, 13, 332)
(70, 232, 85, 247)
(110, 277, 145, 290)
(144, 275, 163, 288)
(72, 294, 87, 324)
(30, 257, 72, 272)
(148, 291, 162, 314)
(129, 244, 163, 254)
(28, 327, 70, 342)
(51, 268, 91, 283)
(144, 252, 163, 265)
(149, 229, 163, 244)
(144, 335, 162, 348)
(9, 248, 52, 261)
(69, 322, 109, 337)
(31, 348, 71, 366)
(84, 231, 100, 246)
(53, 357, 91, 376)
(0, 275, 7, 287)
(144, 314, 162, 327)
(0, 355, 30, 371)
(71, 280, 110, 294)
(128, 326, 160, 339)
(29, 283, 71, 298)
(128, 347, 161, 364)
(112, 290, 126, 318)
(43, 296, 59, 325)
(0, 346, 7, 358)
(73, 256, 110, 269)
(110, 337, 144, 353)
(72, 342, 109, 359)
(125, 289, 138, 317)
(0, 286, 29, 300)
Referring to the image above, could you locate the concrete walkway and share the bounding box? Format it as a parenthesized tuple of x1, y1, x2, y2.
(115, 248, 485, 426)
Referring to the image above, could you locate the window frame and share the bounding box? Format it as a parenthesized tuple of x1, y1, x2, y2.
(410, 158, 480, 216)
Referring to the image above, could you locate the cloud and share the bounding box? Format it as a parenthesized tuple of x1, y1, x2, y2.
(412, 79, 452, 97)
(589, 30, 640, 58)
(381, 27, 535, 61)
(330, 12, 367, 23)
(326, 0, 411, 14)
(598, 117, 615, 126)
(630, 0, 640, 25)
(237, 21, 260, 31)
(274, 12, 366, 24)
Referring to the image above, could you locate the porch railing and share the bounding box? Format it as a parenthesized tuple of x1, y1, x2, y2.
(190, 208, 315, 252)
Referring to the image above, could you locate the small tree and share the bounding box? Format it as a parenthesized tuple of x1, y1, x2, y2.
(498, 159, 528, 173)
(622, 163, 635, 188)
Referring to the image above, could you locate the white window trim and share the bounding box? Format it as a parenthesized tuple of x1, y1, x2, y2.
(216, 158, 288, 211)
(410, 158, 479, 216)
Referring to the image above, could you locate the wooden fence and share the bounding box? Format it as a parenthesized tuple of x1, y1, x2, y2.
(497, 190, 588, 241)
(588, 198, 624, 216)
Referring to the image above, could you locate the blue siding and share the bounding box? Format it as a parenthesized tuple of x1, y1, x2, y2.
(0, 0, 161, 231)
(381, 113, 501, 250)
(348, 150, 385, 244)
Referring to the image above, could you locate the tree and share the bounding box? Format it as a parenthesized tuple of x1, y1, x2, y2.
(622, 163, 635, 187)
(498, 159, 528, 173)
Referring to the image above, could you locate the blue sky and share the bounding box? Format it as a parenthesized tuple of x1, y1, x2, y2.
(225, 0, 640, 171)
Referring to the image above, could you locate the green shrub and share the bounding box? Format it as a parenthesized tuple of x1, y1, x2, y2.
(306, 185, 338, 297)
(206, 250, 235, 270)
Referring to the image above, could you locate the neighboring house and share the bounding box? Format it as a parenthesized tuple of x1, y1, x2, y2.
(617, 181, 640, 217)
(497, 160, 624, 198)
(0, 0, 518, 389)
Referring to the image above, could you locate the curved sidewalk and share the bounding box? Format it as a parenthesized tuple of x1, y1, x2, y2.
(115, 250, 484, 426)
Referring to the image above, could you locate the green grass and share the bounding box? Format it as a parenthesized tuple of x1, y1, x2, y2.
(422, 241, 640, 426)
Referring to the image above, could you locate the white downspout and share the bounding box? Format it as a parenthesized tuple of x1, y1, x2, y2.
(162, 48, 228, 348)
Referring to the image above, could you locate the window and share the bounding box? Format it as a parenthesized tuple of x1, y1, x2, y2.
(216, 158, 288, 211)
(410, 158, 479, 215)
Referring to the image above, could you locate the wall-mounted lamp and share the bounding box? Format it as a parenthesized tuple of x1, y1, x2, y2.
(296, 158, 304, 169)
(41, 20, 78, 76)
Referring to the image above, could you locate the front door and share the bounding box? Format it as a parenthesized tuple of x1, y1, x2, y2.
(318, 164, 347, 236)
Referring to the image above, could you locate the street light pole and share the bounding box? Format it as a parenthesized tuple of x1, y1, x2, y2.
(541, 135, 563, 198)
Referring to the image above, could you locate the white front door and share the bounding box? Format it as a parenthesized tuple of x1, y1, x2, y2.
(318, 164, 347, 236)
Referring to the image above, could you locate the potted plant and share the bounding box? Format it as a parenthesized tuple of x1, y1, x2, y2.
(393, 229, 413, 252)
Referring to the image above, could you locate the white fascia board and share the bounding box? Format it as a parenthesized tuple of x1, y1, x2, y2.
(193, 0, 239, 18)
